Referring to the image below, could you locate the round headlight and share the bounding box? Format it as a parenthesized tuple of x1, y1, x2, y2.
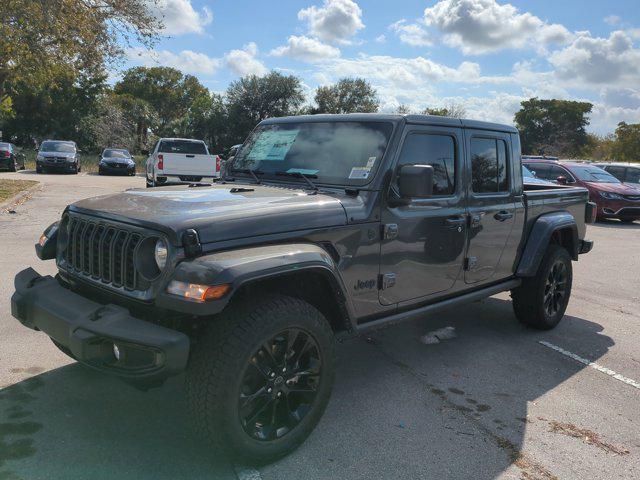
(154, 238, 168, 270)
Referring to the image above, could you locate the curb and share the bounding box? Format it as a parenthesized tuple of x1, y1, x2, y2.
(0, 182, 43, 212)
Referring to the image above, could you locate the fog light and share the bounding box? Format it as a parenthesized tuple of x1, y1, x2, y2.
(38, 233, 48, 247)
(166, 280, 230, 302)
(113, 344, 121, 361)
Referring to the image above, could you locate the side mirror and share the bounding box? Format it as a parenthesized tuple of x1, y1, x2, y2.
(141, 149, 149, 156)
(556, 175, 568, 185)
(398, 164, 434, 199)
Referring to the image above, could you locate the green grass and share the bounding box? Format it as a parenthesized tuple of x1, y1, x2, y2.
(23, 150, 146, 173)
(0, 179, 39, 203)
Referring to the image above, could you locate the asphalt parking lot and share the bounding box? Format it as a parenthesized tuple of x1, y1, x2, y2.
(1, 170, 639, 480)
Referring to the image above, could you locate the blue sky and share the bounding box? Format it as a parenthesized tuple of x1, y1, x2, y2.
(124, 0, 640, 134)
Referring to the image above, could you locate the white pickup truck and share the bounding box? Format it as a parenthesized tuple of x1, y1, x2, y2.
(145, 138, 221, 187)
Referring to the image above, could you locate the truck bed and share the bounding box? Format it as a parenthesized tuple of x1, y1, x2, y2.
(523, 184, 590, 240)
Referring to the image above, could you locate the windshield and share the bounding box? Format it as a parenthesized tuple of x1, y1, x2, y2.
(231, 121, 394, 186)
(570, 165, 620, 183)
(40, 141, 75, 153)
(159, 140, 207, 155)
(103, 149, 130, 158)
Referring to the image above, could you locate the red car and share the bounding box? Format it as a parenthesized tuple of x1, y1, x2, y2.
(523, 159, 640, 223)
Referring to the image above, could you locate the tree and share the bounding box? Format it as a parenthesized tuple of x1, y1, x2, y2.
(114, 67, 210, 137)
(0, 0, 160, 120)
(225, 72, 305, 144)
(313, 78, 379, 114)
(395, 104, 412, 115)
(612, 122, 640, 162)
(514, 98, 593, 157)
(422, 102, 466, 118)
(77, 93, 135, 152)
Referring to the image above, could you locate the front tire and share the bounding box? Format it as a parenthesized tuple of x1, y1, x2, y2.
(511, 244, 572, 330)
(186, 294, 335, 464)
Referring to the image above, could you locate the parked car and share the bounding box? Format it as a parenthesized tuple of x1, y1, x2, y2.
(524, 159, 640, 223)
(593, 162, 640, 187)
(0, 142, 26, 171)
(144, 138, 221, 187)
(522, 164, 556, 186)
(99, 148, 136, 176)
(36, 140, 80, 174)
(14, 114, 594, 463)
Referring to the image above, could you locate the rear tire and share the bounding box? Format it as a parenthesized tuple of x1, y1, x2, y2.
(36, 165, 43, 174)
(620, 218, 635, 224)
(9, 162, 16, 172)
(511, 244, 572, 330)
(186, 294, 335, 464)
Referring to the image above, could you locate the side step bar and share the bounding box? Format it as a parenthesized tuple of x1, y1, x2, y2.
(357, 278, 521, 332)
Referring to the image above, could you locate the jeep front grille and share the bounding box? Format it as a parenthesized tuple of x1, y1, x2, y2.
(64, 216, 143, 290)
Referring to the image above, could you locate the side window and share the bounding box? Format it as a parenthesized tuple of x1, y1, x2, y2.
(527, 163, 549, 179)
(471, 137, 509, 193)
(395, 133, 456, 196)
(626, 168, 640, 183)
(606, 166, 626, 181)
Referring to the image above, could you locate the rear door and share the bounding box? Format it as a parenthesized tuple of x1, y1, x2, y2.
(464, 131, 517, 284)
(159, 140, 215, 176)
(379, 125, 467, 306)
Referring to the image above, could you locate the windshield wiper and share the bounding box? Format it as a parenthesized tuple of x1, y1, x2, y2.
(275, 171, 318, 191)
(230, 168, 263, 184)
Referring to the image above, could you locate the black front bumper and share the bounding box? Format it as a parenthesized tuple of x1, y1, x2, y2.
(11, 268, 189, 386)
(99, 163, 135, 175)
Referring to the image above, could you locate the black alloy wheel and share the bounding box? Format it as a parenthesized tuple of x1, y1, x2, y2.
(543, 260, 568, 318)
(238, 328, 322, 442)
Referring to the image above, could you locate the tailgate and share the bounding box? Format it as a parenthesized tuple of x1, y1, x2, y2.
(163, 153, 216, 176)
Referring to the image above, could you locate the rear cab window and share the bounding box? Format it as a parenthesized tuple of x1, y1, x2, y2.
(159, 140, 208, 155)
(470, 137, 509, 193)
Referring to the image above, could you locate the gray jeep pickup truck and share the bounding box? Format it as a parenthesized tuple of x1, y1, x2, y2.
(12, 114, 595, 463)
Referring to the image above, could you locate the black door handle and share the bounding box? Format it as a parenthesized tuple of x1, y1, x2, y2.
(186, 154, 195, 158)
(444, 217, 466, 228)
(494, 211, 514, 221)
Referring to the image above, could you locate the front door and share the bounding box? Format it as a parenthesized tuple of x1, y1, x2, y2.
(464, 131, 516, 284)
(379, 126, 467, 306)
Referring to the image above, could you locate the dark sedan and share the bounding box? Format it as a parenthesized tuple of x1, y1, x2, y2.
(0, 143, 26, 172)
(98, 148, 136, 176)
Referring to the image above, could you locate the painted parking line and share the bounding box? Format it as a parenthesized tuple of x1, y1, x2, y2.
(234, 466, 262, 480)
(539, 341, 640, 390)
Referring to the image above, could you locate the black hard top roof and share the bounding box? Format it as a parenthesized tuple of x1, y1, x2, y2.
(261, 113, 518, 134)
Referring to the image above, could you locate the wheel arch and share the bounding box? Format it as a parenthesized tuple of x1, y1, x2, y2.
(516, 212, 579, 277)
(163, 243, 356, 333)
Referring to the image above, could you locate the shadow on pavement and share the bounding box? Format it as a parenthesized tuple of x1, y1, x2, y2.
(0, 369, 235, 480)
(0, 298, 614, 480)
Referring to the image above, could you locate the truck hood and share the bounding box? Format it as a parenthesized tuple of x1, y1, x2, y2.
(70, 184, 348, 245)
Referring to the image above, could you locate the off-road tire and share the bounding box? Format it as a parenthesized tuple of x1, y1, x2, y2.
(186, 294, 336, 464)
(511, 244, 572, 330)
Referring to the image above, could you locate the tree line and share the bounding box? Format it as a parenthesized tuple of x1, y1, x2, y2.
(2, 0, 638, 160)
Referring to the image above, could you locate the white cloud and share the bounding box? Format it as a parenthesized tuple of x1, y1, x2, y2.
(423, 0, 572, 54)
(298, 0, 364, 44)
(152, 0, 213, 35)
(270, 36, 341, 62)
(604, 15, 621, 26)
(224, 42, 267, 77)
(549, 31, 640, 86)
(127, 47, 220, 75)
(390, 20, 431, 47)
(375, 34, 387, 44)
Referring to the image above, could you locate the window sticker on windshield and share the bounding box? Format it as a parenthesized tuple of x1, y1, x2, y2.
(349, 167, 371, 179)
(366, 156, 377, 168)
(247, 130, 299, 161)
(286, 168, 319, 175)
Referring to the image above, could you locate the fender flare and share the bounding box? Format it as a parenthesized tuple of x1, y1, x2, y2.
(156, 243, 355, 326)
(516, 212, 579, 277)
